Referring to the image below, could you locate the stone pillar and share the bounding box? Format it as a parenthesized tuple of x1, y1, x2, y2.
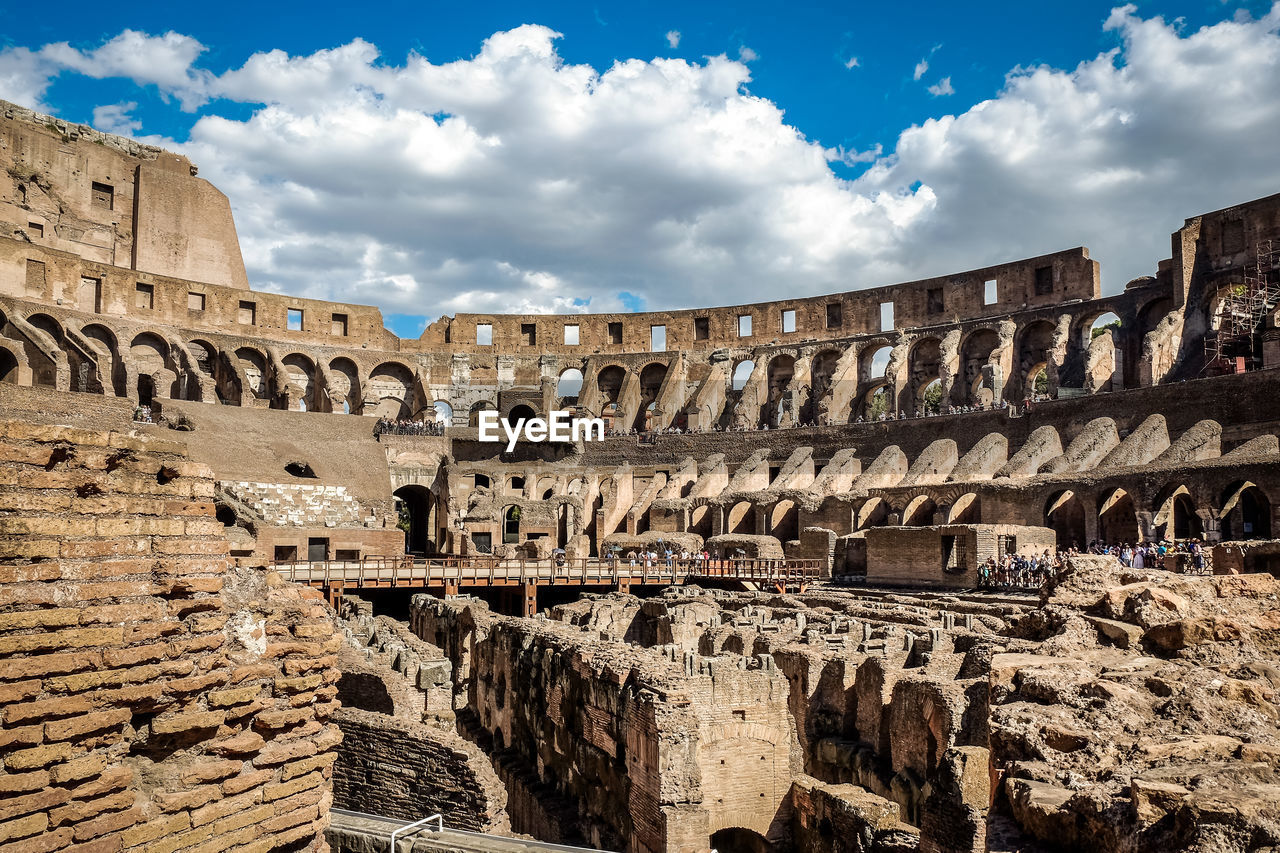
(522, 581, 538, 617)
(919, 746, 990, 853)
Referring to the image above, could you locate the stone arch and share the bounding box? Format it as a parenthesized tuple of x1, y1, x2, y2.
(902, 494, 937, 526)
(770, 499, 798, 542)
(859, 383, 892, 420)
(368, 361, 416, 419)
(26, 312, 63, 344)
(597, 365, 626, 402)
(906, 337, 942, 411)
(394, 483, 436, 553)
(0, 343, 18, 384)
(1098, 488, 1139, 544)
(329, 357, 361, 414)
(280, 352, 317, 412)
(1153, 484, 1203, 541)
(765, 354, 796, 425)
(919, 378, 943, 415)
(807, 348, 843, 421)
(731, 359, 755, 392)
(432, 400, 453, 424)
(948, 492, 980, 524)
(236, 347, 269, 401)
(959, 328, 1000, 405)
(857, 497, 889, 529)
(635, 362, 667, 429)
(130, 332, 173, 400)
(1220, 481, 1272, 540)
(709, 827, 769, 853)
(727, 501, 754, 535)
(556, 367, 584, 400)
(81, 323, 122, 396)
(503, 505, 521, 544)
(859, 342, 893, 384)
(1014, 320, 1056, 401)
(468, 400, 496, 426)
(690, 503, 712, 537)
(1045, 490, 1086, 550)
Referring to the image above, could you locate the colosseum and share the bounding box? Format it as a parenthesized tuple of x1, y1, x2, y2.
(2, 97, 1280, 853)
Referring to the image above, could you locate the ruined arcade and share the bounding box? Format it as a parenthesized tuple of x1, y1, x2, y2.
(2, 94, 1280, 853)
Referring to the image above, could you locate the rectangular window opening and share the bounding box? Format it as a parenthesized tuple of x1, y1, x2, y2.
(694, 317, 709, 341)
(332, 313, 348, 336)
(737, 314, 752, 338)
(983, 279, 998, 305)
(826, 302, 842, 329)
(135, 283, 154, 310)
(564, 324, 579, 346)
(879, 301, 894, 332)
(1034, 266, 1053, 296)
(520, 323, 536, 346)
(476, 323, 493, 346)
(927, 288, 944, 315)
(650, 324, 666, 352)
(238, 300, 256, 325)
(287, 308, 304, 331)
(781, 309, 796, 334)
(27, 221, 43, 238)
(90, 181, 114, 210)
(187, 291, 205, 312)
(608, 322, 623, 345)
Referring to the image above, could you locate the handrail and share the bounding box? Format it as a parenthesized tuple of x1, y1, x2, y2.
(389, 812, 442, 851)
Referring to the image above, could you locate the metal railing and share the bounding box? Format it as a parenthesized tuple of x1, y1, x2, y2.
(273, 554, 823, 589)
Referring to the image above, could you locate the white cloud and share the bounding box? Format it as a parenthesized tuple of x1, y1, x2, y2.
(844, 56, 860, 69)
(927, 76, 954, 96)
(9, 5, 1280, 323)
(91, 102, 141, 136)
(738, 45, 758, 62)
(40, 30, 211, 110)
(0, 47, 58, 111)
(666, 30, 681, 49)
(913, 59, 929, 80)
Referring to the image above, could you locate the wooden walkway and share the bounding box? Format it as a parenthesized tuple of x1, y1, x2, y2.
(274, 555, 824, 614)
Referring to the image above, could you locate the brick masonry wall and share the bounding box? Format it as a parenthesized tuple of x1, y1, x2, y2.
(331, 707, 507, 832)
(0, 420, 343, 853)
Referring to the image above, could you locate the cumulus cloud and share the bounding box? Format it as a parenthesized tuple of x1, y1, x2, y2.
(913, 59, 929, 80)
(927, 76, 954, 96)
(10, 6, 1280, 325)
(844, 56, 860, 69)
(91, 102, 141, 136)
(40, 30, 212, 110)
(666, 30, 681, 49)
(738, 45, 758, 62)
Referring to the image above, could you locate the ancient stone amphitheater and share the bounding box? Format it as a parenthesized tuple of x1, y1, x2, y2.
(2, 99, 1280, 853)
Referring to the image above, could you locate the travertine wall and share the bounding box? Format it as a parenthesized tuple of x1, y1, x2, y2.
(0, 421, 341, 853)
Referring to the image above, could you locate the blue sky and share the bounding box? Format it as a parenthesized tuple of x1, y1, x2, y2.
(6, 1, 1280, 338)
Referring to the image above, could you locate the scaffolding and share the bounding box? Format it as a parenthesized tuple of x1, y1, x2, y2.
(1203, 239, 1280, 374)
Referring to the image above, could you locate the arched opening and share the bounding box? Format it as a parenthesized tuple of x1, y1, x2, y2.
(861, 384, 892, 420)
(433, 400, 453, 424)
(770, 499, 798, 542)
(731, 360, 755, 392)
(1098, 489, 1139, 544)
(960, 329, 999, 406)
(727, 501, 754, 535)
(503, 505, 521, 544)
(281, 353, 316, 412)
(857, 497, 889, 529)
(1221, 482, 1272, 540)
(0, 346, 17, 384)
(860, 344, 892, 382)
(635, 362, 667, 429)
(690, 504, 712, 537)
(368, 362, 415, 418)
(902, 495, 937, 526)
(394, 485, 436, 555)
(469, 401, 496, 426)
(710, 827, 769, 853)
(556, 368, 584, 401)
(764, 355, 796, 426)
(597, 365, 626, 402)
(336, 673, 394, 714)
(505, 405, 536, 428)
(1045, 490, 1085, 551)
(1089, 312, 1122, 341)
(1154, 485, 1202, 541)
(948, 493, 980, 525)
(908, 337, 942, 412)
(807, 349, 842, 421)
(1016, 320, 1056, 401)
(237, 347, 268, 401)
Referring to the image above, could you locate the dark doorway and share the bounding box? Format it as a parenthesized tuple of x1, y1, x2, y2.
(710, 827, 770, 853)
(307, 537, 329, 562)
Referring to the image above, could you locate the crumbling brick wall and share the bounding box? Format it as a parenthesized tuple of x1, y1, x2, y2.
(0, 420, 342, 853)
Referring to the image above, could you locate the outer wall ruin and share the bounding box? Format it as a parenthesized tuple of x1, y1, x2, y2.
(1, 100, 1280, 853)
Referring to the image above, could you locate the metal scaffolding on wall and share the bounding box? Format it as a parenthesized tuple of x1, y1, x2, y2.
(1203, 239, 1280, 374)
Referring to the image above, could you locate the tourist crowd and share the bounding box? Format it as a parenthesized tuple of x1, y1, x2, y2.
(976, 550, 1065, 590)
(373, 417, 446, 437)
(132, 405, 155, 424)
(1086, 538, 1210, 573)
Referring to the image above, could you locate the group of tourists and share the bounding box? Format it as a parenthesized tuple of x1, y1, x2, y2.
(1087, 539, 1210, 573)
(373, 417, 445, 437)
(856, 399, 1015, 424)
(606, 546, 756, 569)
(976, 550, 1066, 589)
(132, 405, 155, 424)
